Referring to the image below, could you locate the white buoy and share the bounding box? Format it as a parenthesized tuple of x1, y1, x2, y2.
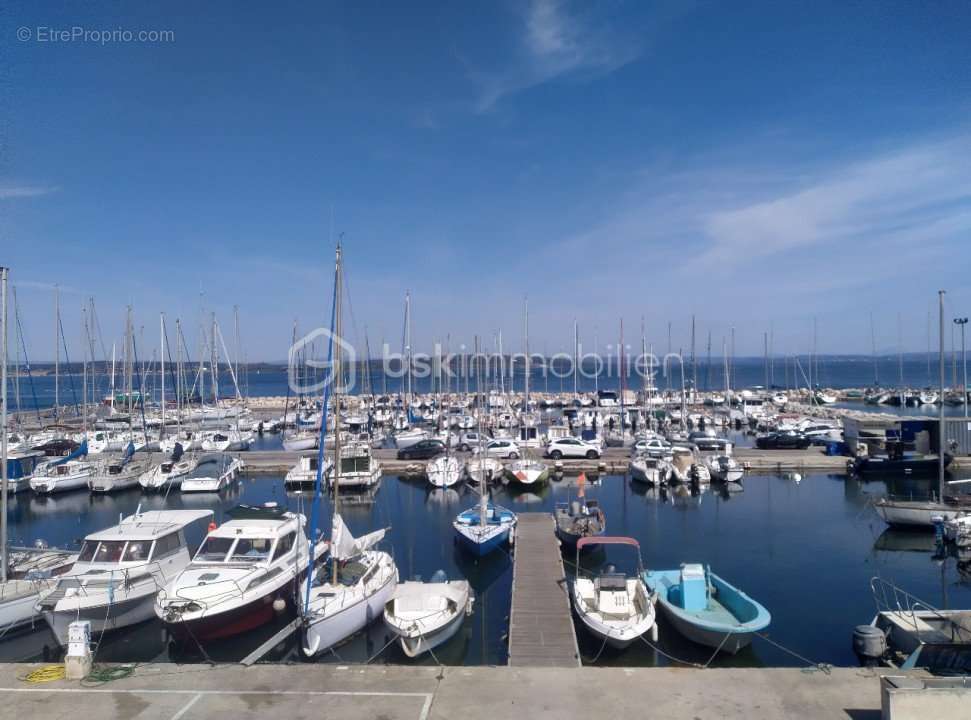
(272, 598, 286, 613)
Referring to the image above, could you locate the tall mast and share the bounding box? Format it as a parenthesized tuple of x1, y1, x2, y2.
(870, 312, 879, 386)
(573, 321, 579, 399)
(1, 266, 10, 583)
(939, 290, 946, 501)
(523, 298, 529, 411)
(691, 314, 697, 397)
(54, 285, 59, 419)
(404, 291, 412, 400)
(332, 242, 344, 584)
(160, 314, 166, 439)
(211, 313, 219, 403)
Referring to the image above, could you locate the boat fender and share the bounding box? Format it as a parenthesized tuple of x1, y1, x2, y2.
(208, 521, 217, 532)
(650, 623, 659, 642)
(272, 598, 286, 613)
(852, 625, 886, 666)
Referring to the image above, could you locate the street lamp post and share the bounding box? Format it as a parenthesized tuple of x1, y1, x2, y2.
(956, 318, 969, 418)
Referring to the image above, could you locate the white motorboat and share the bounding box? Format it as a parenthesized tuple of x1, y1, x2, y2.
(464, 456, 502, 483)
(36, 509, 215, 645)
(394, 428, 428, 449)
(874, 498, 970, 527)
(301, 514, 398, 657)
(571, 537, 657, 649)
(330, 441, 381, 489)
(180, 454, 244, 493)
(503, 458, 550, 487)
(4, 450, 46, 493)
(282, 430, 318, 452)
(29, 454, 96, 495)
(156, 503, 326, 641)
(706, 454, 744, 483)
(0, 547, 77, 632)
(284, 454, 332, 489)
(944, 514, 971, 547)
(200, 429, 254, 452)
(383, 571, 472, 658)
(139, 455, 200, 491)
(629, 456, 663, 486)
(427, 455, 462, 488)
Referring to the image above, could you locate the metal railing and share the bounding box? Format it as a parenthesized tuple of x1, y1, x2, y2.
(870, 577, 971, 644)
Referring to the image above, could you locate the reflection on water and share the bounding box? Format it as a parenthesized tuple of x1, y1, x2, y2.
(2, 470, 970, 667)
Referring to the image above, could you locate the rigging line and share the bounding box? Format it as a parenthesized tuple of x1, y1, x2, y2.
(303, 248, 339, 615)
(12, 287, 42, 424)
(57, 310, 81, 417)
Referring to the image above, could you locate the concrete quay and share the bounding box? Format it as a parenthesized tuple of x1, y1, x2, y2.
(235, 446, 852, 475)
(0, 663, 914, 720)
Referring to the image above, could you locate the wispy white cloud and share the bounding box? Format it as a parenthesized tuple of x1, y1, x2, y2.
(0, 185, 57, 199)
(474, 0, 641, 112)
(521, 132, 971, 343)
(701, 137, 971, 266)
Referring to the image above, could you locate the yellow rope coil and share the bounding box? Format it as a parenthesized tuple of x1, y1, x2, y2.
(23, 665, 66, 683)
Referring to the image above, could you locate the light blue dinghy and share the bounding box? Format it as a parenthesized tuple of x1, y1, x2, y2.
(643, 564, 770, 655)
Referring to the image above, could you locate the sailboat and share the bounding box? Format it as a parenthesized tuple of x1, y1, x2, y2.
(0, 267, 79, 630)
(453, 337, 518, 557)
(875, 291, 971, 527)
(503, 298, 550, 487)
(300, 242, 398, 657)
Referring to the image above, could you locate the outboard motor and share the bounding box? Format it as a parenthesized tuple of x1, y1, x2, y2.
(852, 625, 887, 667)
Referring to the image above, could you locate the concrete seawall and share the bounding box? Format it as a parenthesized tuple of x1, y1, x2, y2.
(0, 663, 914, 719)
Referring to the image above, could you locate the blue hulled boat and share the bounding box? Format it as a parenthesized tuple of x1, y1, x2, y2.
(643, 564, 771, 654)
(453, 501, 517, 557)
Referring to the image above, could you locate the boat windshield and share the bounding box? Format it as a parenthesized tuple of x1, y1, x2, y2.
(93, 540, 127, 563)
(78, 541, 98, 562)
(194, 536, 235, 562)
(229, 538, 273, 563)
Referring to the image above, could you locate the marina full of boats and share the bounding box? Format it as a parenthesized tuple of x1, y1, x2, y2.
(2, 262, 971, 675)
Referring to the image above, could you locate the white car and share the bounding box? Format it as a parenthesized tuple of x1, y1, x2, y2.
(473, 439, 521, 459)
(545, 437, 601, 460)
(630, 437, 672, 459)
(455, 431, 488, 451)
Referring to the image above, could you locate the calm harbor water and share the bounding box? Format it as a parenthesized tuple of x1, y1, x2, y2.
(3, 471, 970, 668)
(10, 356, 971, 413)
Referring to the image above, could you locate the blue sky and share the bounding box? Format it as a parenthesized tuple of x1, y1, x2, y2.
(2, 0, 971, 360)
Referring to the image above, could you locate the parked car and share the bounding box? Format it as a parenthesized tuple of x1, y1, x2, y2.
(755, 431, 812, 450)
(688, 432, 732, 453)
(396, 438, 446, 460)
(545, 437, 601, 460)
(455, 431, 487, 451)
(472, 439, 521, 459)
(630, 437, 672, 458)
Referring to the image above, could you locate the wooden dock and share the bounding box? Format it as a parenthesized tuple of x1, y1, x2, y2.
(507, 513, 580, 668)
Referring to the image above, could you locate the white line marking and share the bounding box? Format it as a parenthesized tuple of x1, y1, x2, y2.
(169, 692, 202, 720)
(0, 688, 434, 720)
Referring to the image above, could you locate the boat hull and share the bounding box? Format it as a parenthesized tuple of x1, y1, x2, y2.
(453, 525, 511, 557)
(163, 584, 296, 642)
(395, 608, 465, 658)
(302, 571, 397, 656)
(44, 592, 156, 645)
(875, 499, 968, 527)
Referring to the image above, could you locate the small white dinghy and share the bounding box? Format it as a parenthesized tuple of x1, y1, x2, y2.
(571, 536, 658, 649)
(383, 570, 473, 658)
